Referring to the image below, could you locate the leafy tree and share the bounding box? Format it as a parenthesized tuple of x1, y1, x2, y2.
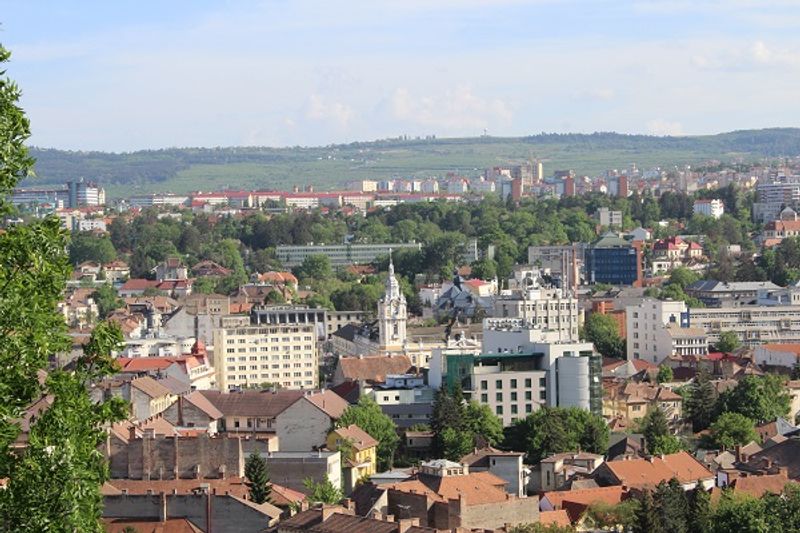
(585, 500, 639, 531)
(650, 434, 684, 455)
(193, 276, 218, 294)
(91, 284, 124, 319)
(708, 412, 759, 450)
(667, 266, 700, 290)
(582, 312, 625, 359)
(657, 365, 673, 384)
(337, 396, 399, 470)
(68, 232, 117, 266)
(0, 47, 127, 531)
(244, 452, 271, 504)
(463, 401, 504, 446)
(303, 475, 343, 505)
(295, 254, 333, 282)
(503, 407, 609, 463)
(716, 374, 790, 424)
(0, 321, 128, 531)
(711, 493, 768, 533)
(633, 490, 664, 533)
(655, 479, 689, 533)
(642, 407, 670, 454)
(431, 385, 467, 456)
(686, 368, 718, 433)
(470, 257, 498, 280)
(263, 289, 285, 304)
(440, 427, 473, 461)
(688, 487, 711, 533)
(715, 330, 741, 353)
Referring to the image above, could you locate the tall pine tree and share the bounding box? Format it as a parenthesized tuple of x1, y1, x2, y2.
(634, 491, 664, 533)
(686, 368, 717, 433)
(655, 478, 689, 533)
(245, 452, 271, 504)
(688, 487, 711, 533)
(642, 407, 670, 454)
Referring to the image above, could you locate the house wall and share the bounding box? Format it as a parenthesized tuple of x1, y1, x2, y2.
(447, 496, 538, 531)
(263, 453, 341, 494)
(103, 494, 277, 532)
(162, 399, 216, 434)
(275, 398, 332, 451)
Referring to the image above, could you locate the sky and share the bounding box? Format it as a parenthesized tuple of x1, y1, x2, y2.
(1, 0, 800, 152)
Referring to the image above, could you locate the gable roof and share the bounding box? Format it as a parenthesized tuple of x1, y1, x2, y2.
(199, 389, 305, 418)
(601, 451, 713, 489)
(731, 472, 795, 498)
(543, 486, 627, 510)
(460, 446, 524, 468)
(386, 471, 509, 506)
(540, 510, 571, 528)
(130, 376, 172, 399)
(278, 510, 405, 533)
(332, 424, 378, 451)
(306, 390, 350, 419)
(338, 355, 413, 384)
(182, 391, 224, 420)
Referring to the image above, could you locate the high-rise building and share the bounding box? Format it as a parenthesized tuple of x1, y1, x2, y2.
(213, 306, 323, 391)
(585, 233, 643, 287)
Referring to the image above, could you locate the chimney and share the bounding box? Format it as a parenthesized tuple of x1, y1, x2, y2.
(143, 427, 156, 440)
(321, 505, 339, 521)
(219, 464, 226, 480)
(397, 518, 420, 533)
(159, 492, 167, 522)
(129, 426, 137, 441)
(735, 445, 742, 463)
(342, 499, 355, 513)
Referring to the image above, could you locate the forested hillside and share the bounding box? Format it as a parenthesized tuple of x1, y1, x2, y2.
(25, 128, 800, 198)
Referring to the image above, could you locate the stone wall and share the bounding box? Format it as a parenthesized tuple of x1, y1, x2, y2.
(103, 493, 278, 533)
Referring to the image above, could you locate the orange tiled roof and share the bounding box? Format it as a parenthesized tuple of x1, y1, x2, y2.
(542, 486, 627, 509)
(306, 390, 350, 419)
(338, 355, 413, 383)
(602, 451, 713, 489)
(539, 510, 571, 528)
(386, 471, 509, 505)
(332, 424, 378, 451)
(731, 472, 795, 498)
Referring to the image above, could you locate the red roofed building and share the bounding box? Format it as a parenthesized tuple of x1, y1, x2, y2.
(594, 451, 714, 491)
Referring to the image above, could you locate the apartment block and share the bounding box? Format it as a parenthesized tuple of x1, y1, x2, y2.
(213, 319, 318, 391)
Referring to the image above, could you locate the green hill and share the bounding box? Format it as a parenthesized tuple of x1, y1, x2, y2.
(24, 128, 800, 198)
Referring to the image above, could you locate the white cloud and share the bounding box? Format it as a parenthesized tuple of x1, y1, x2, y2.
(390, 86, 512, 133)
(692, 40, 800, 71)
(647, 119, 684, 137)
(305, 94, 354, 128)
(571, 88, 616, 101)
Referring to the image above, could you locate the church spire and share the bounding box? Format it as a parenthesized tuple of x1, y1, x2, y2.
(385, 249, 404, 302)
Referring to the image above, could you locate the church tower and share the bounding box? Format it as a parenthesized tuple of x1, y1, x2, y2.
(378, 252, 407, 351)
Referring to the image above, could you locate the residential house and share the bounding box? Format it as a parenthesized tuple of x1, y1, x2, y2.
(385, 459, 536, 530)
(154, 257, 189, 281)
(192, 260, 232, 278)
(603, 382, 683, 427)
(162, 391, 224, 435)
(593, 451, 715, 491)
(130, 377, 176, 420)
(327, 424, 378, 494)
(533, 452, 605, 493)
(459, 446, 527, 497)
(539, 486, 628, 526)
(276, 507, 434, 533)
(332, 355, 414, 388)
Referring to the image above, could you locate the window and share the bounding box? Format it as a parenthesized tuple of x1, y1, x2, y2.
(481, 380, 488, 390)
(510, 379, 517, 388)
(525, 391, 532, 401)
(539, 377, 546, 387)
(496, 406, 503, 415)
(540, 390, 546, 400)
(481, 393, 488, 402)
(511, 392, 517, 401)
(496, 380, 502, 389)
(526, 404, 533, 413)
(496, 392, 503, 402)
(524, 378, 532, 388)
(511, 405, 518, 414)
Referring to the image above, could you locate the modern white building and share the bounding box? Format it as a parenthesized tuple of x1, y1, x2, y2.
(693, 199, 724, 219)
(625, 299, 690, 363)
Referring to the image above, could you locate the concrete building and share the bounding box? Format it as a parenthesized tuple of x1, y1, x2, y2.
(493, 284, 580, 342)
(213, 307, 320, 391)
(686, 280, 782, 308)
(371, 375, 435, 429)
(585, 233, 643, 287)
(753, 177, 800, 222)
(430, 331, 602, 426)
(385, 459, 536, 530)
(460, 446, 527, 498)
(596, 207, 623, 227)
(625, 299, 690, 363)
(693, 198, 724, 219)
(275, 243, 421, 267)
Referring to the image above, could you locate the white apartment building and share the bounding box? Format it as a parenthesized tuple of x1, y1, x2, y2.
(625, 299, 689, 363)
(688, 304, 800, 346)
(214, 322, 318, 391)
(693, 199, 724, 219)
(596, 207, 623, 227)
(493, 286, 580, 341)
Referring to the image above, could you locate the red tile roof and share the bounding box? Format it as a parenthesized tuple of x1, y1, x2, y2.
(338, 355, 413, 384)
(386, 471, 509, 505)
(602, 451, 713, 489)
(306, 390, 350, 419)
(332, 424, 378, 451)
(539, 510, 571, 527)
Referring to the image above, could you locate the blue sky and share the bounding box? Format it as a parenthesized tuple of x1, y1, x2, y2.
(1, 0, 800, 151)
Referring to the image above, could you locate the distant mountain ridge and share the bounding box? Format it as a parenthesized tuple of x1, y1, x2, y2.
(24, 128, 800, 198)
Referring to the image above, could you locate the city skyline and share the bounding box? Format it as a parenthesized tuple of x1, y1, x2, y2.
(2, 0, 800, 151)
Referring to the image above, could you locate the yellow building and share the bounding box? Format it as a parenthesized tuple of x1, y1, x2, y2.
(327, 424, 378, 494)
(603, 382, 683, 427)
